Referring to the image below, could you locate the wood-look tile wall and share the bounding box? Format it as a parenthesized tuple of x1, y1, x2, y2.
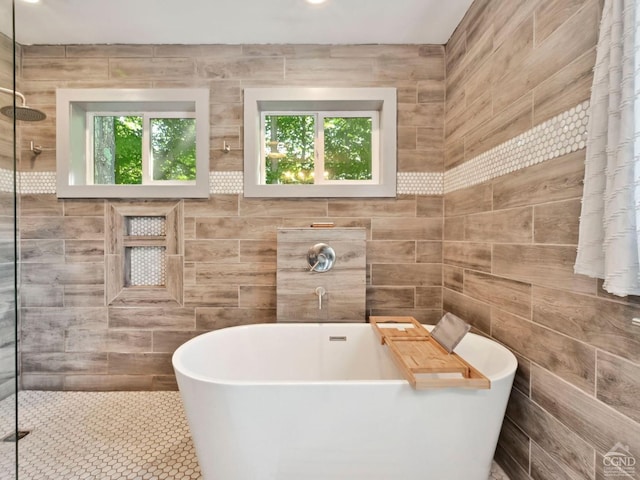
(277, 228, 367, 322)
(0, 32, 16, 401)
(17, 44, 445, 390)
(0, 189, 16, 401)
(445, 1, 640, 478)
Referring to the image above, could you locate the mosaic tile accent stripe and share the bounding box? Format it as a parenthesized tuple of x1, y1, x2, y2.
(397, 172, 443, 195)
(4, 171, 448, 196)
(210, 171, 243, 194)
(9, 171, 248, 195)
(444, 101, 589, 194)
(0, 168, 12, 193)
(18, 171, 56, 194)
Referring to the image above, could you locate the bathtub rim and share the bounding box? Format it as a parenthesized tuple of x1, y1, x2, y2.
(172, 322, 518, 387)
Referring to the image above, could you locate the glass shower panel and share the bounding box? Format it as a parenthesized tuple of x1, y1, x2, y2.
(0, 0, 18, 478)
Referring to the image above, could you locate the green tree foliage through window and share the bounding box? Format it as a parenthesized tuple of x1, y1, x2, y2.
(93, 115, 143, 185)
(92, 115, 196, 185)
(264, 114, 373, 185)
(114, 116, 143, 185)
(265, 115, 315, 184)
(324, 117, 372, 180)
(151, 118, 197, 181)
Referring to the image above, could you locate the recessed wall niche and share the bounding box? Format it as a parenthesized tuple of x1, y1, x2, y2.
(106, 201, 183, 305)
(125, 217, 167, 287)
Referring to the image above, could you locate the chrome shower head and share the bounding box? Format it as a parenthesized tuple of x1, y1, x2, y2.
(0, 86, 47, 122)
(0, 104, 47, 122)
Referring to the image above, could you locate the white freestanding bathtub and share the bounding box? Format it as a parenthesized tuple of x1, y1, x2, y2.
(173, 323, 517, 480)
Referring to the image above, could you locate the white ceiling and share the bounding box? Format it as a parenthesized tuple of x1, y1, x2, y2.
(1, 0, 473, 46)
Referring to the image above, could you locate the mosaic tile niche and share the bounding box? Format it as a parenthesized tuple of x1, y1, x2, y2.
(127, 217, 168, 287)
(106, 201, 184, 305)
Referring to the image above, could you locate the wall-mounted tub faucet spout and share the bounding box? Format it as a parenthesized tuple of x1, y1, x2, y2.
(315, 287, 326, 310)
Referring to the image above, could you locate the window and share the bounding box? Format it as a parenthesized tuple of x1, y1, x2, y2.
(56, 88, 209, 198)
(90, 114, 196, 185)
(244, 88, 396, 197)
(262, 112, 378, 185)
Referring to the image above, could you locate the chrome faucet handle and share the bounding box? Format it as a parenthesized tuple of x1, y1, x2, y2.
(307, 243, 335, 273)
(309, 254, 327, 272)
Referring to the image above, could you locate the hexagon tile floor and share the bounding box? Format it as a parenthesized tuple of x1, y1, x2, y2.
(0, 391, 511, 480)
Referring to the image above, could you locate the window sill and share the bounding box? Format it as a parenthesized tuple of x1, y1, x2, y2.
(244, 182, 396, 198)
(56, 183, 209, 199)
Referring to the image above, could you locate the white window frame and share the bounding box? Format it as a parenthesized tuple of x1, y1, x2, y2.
(86, 111, 197, 186)
(56, 88, 209, 198)
(244, 87, 396, 198)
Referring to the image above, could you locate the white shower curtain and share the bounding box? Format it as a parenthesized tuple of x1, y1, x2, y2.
(574, 0, 640, 296)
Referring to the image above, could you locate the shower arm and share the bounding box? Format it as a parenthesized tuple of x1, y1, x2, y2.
(0, 87, 27, 107)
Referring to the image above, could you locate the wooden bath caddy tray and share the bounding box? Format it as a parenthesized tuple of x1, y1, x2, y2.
(370, 316, 490, 390)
